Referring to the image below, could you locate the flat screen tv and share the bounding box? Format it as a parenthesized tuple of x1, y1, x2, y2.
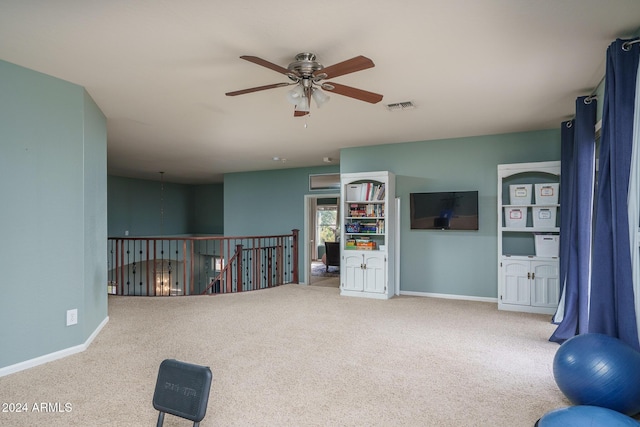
(410, 191, 479, 230)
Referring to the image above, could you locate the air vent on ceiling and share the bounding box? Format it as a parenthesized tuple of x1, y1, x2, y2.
(385, 101, 416, 111)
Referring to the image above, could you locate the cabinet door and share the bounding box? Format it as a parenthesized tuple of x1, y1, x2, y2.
(531, 260, 560, 307)
(502, 260, 531, 305)
(363, 253, 386, 293)
(342, 253, 364, 291)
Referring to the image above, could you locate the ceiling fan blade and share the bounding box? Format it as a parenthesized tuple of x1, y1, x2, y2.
(240, 55, 292, 75)
(323, 82, 383, 104)
(294, 110, 310, 117)
(225, 82, 292, 96)
(318, 56, 375, 79)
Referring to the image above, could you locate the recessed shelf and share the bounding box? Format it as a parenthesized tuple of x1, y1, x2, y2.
(498, 161, 561, 315)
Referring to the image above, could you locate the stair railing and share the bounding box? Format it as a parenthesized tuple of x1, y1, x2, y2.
(107, 230, 299, 296)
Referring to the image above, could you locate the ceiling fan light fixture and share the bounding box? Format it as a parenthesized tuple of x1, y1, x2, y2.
(296, 96, 310, 112)
(286, 85, 305, 105)
(311, 88, 330, 108)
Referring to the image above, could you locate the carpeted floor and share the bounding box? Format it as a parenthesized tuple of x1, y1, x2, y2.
(0, 284, 569, 426)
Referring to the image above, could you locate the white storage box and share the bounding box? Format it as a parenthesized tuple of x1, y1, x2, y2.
(504, 207, 527, 228)
(535, 234, 559, 257)
(532, 206, 557, 228)
(509, 184, 532, 205)
(346, 184, 363, 201)
(534, 183, 559, 205)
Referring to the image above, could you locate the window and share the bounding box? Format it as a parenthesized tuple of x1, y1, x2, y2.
(316, 205, 338, 245)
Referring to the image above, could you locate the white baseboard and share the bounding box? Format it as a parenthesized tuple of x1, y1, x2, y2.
(0, 316, 109, 378)
(400, 290, 498, 304)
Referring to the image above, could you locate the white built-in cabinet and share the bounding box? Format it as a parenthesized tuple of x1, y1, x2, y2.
(502, 259, 559, 308)
(340, 171, 395, 299)
(498, 161, 560, 314)
(342, 252, 386, 293)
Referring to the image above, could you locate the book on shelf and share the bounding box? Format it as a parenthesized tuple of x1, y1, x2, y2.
(349, 203, 384, 218)
(345, 183, 386, 201)
(360, 224, 377, 233)
(345, 219, 385, 234)
(373, 183, 385, 201)
(344, 236, 379, 250)
(349, 204, 367, 217)
(355, 236, 376, 250)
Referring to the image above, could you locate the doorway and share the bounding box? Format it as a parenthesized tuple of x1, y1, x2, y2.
(304, 194, 340, 287)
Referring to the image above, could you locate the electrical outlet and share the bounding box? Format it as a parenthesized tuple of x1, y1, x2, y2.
(66, 309, 78, 326)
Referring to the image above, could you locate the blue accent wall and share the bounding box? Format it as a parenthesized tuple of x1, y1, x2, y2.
(107, 176, 223, 236)
(224, 165, 341, 281)
(108, 176, 191, 236)
(190, 184, 224, 235)
(224, 165, 340, 236)
(341, 130, 561, 298)
(0, 59, 107, 369)
(82, 91, 109, 341)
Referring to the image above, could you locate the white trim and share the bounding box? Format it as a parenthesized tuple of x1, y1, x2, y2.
(399, 290, 498, 304)
(0, 316, 109, 378)
(341, 289, 392, 300)
(303, 194, 313, 285)
(303, 192, 340, 286)
(395, 197, 401, 296)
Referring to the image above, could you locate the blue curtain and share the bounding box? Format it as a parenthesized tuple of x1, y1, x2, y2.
(589, 38, 640, 350)
(551, 119, 574, 327)
(550, 96, 596, 343)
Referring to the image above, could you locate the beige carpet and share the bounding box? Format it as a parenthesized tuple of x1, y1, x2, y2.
(0, 284, 568, 426)
(309, 276, 340, 288)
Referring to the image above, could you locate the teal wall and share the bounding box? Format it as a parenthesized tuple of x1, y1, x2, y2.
(341, 130, 561, 298)
(0, 60, 107, 369)
(224, 165, 340, 281)
(108, 176, 190, 236)
(223, 132, 560, 296)
(82, 91, 109, 341)
(190, 183, 224, 235)
(107, 176, 223, 236)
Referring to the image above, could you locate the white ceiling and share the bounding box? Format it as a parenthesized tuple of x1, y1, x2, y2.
(1, 1, 639, 184)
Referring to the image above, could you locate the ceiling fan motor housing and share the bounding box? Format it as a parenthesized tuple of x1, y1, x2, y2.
(288, 53, 324, 78)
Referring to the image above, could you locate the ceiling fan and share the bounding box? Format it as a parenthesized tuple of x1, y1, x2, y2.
(225, 53, 383, 117)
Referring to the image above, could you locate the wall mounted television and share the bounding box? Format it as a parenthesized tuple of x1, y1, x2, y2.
(410, 191, 479, 230)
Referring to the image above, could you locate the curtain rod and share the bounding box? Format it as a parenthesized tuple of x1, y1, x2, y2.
(623, 39, 640, 51)
(568, 37, 638, 123)
(589, 38, 639, 96)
